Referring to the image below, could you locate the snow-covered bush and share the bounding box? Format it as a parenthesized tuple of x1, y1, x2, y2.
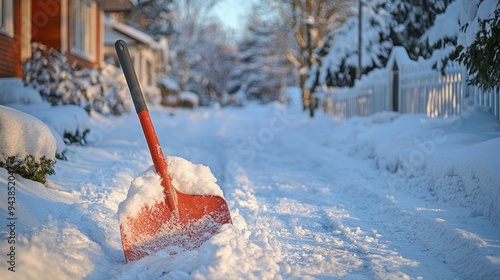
(22, 43, 131, 115)
(0, 105, 56, 183)
(75, 65, 131, 115)
(158, 76, 180, 107)
(143, 85, 161, 104)
(22, 43, 82, 106)
(178, 91, 199, 108)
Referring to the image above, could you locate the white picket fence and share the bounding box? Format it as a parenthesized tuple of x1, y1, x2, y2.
(323, 47, 500, 121)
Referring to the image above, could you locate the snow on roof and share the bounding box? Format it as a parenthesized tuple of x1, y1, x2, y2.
(104, 17, 158, 48)
(158, 76, 180, 90)
(180, 91, 199, 103)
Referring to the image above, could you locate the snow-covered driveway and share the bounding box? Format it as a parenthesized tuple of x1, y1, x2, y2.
(1, 103, 499, 279)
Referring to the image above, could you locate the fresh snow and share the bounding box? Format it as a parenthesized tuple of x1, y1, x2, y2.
(118, 166, 165, 221)
(1, 99, 500, 279)
(8, 104, 91, 141)
(119, 156, 223, 220)
(166, 156, 223, 197)
(0, 78, 43, 105)
(0, 105, 56, 162)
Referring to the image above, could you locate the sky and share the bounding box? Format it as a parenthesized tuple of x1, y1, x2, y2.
(212, 0, 258, 37)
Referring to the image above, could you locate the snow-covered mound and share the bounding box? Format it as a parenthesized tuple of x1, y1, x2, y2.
(6, 103, 92, 158)
(0, 78, 43, 105)
(26, 105, 91, 143)
(0, 105, 56, 162)
(116, 156, 280, 278)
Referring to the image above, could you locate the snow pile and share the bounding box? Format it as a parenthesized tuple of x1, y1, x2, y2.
(118, 166, 164, 220)
(0, 105, 56, 162)
(166, 156, 222, 197)
(119, 156, 224, 219)
(119, 156, 225, 223)
(116, 156, 281, 278)
(115, 211, 280, 279)
(0, 78, 43, 105)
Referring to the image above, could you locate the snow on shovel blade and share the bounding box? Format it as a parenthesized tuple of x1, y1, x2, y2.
(120, 188, 232, 262)
(115, 39, 232, 262)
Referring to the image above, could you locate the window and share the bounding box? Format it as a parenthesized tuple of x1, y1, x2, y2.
(0, 0, 13, 37)
(71, 0, 95, 58)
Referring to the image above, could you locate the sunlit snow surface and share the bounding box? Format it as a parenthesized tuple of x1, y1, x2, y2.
(1, 99, 499, 279)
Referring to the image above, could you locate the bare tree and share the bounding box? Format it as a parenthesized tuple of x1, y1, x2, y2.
(266, 0, 353, 117)
(168, 0, 219, 88)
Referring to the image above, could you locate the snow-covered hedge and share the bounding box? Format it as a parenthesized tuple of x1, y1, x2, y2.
(22, 43, 131, 115)
(0, 105, 56, 183)
(75, 65, 131, 115)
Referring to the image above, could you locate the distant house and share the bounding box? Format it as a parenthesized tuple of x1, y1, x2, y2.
(0, 0, 105, 78)
(103, 17, 169, 91)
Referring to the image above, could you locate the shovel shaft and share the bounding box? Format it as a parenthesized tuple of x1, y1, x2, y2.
(115, 39, 178, 214)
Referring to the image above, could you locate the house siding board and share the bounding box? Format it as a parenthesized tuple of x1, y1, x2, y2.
(0, 0, 22, 77)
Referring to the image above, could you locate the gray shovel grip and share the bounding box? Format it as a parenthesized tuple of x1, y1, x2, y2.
(115, 39, 148, 113)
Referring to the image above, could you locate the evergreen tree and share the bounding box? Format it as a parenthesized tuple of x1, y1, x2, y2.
(456, 0, 500, 91)
(424, 0, 499, 91)
(310, 0, 390, 88)
(387, 0, 453, 60)
(310, 0, 452, 89)
(228, 19, 294, 103)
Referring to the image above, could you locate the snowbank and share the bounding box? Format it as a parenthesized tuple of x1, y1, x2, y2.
(0, 105, 56, 162)
(334, 108, 500, 227)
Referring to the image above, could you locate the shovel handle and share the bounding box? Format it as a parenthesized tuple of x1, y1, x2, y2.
(115, 40, 148, 114)
(115, 40, 178, 214)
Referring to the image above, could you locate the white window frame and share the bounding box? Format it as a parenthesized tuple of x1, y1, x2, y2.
(21, 0, 31, 59)
(0, 0, 14, 37)
(70, 0, 96, 60)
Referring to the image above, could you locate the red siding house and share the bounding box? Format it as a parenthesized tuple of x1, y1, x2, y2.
(0, 0, 105, 78)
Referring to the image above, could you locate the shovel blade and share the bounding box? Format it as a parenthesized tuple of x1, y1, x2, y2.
(120, 189, 232, 262)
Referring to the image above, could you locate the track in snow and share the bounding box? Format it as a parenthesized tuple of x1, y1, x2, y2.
(163, 105, 499, 279)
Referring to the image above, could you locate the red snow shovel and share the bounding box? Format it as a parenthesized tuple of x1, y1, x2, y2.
(115, 40, 232, 262)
